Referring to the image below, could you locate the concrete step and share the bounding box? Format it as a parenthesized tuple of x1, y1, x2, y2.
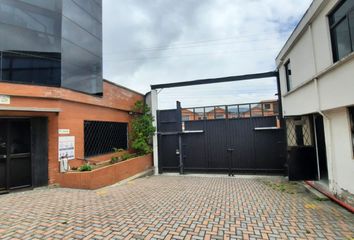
(303, 183, 329, 201)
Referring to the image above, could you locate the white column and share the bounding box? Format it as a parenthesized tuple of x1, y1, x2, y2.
(151, 89, 159, 175)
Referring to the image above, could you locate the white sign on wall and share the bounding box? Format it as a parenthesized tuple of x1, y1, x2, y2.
(0, 95, 10, 104)
(58, 136, 75, 161)
(58, 129, 70, 135)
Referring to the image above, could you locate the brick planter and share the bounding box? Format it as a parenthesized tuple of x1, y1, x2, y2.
(57, 154, 152, 190)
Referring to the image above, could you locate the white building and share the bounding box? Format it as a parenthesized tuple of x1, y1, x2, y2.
(276, 0, 354, 204)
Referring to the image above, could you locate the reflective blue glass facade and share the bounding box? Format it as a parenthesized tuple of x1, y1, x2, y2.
(0, 0, 102, 95)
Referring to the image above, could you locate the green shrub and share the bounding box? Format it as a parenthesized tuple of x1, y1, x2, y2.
(121, 153, 137, 161)
(110, 156, 119, 164)
(78, 164, 92, 172)
(131, 101, 155, 155)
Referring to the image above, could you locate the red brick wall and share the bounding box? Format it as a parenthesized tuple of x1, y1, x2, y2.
(0, 81, 144, 186)
(58, 154, 152, 190)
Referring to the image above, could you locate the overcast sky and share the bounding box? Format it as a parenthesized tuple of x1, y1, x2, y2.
(102, 0, 312, 109)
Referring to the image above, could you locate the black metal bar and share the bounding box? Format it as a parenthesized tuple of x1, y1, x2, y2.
(5, 120, 9, 191)
(151, 71, 278, 89)
(157, 131, 204, 136)
(276, 71, 284, 121)
(176, 101, 184, 174)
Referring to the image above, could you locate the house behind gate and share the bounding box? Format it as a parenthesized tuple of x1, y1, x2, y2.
(276, 0, 354, 205)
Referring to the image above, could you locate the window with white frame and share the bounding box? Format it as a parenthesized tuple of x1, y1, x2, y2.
(329, 0, 354, 62)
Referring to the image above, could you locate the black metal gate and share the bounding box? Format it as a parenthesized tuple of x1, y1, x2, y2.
(158, 101, 286, 175)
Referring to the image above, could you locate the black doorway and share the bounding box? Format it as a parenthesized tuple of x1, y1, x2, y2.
(314, 115, 328, 182)
(0, 119, 32, 191)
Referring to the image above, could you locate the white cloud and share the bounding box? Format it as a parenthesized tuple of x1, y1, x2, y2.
(103, 0, 312, 109)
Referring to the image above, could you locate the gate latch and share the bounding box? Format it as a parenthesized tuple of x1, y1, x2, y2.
(176, 149, 180, 155)
(227, 148, 235, 152)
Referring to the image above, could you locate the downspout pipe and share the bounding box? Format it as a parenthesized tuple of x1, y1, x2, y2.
(314, 78, 335, 183)
(312, 78, 342, 209)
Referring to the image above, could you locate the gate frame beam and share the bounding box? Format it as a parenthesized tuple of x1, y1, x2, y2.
(151, 71, 278, 90)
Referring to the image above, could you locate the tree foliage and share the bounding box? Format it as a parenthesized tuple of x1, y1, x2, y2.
(131, 101, 155, 155)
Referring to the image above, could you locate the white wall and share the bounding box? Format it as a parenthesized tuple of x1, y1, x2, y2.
(286, 30, 316, 88)
(319, 60, 354, 110)
(282, 81, 318, 116)
(326, 108, 354, 194)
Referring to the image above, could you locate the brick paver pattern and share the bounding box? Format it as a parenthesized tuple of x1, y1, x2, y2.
(0, 176, 353, 240)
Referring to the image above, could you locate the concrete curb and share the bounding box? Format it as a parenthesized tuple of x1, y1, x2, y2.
(107, 168, 155, 188)
(303, 183, 329, 201)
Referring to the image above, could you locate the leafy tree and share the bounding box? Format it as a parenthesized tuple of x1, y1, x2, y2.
(131, 101, 155, 155)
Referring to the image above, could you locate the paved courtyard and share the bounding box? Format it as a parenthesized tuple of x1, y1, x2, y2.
(0, 175, 353, 240)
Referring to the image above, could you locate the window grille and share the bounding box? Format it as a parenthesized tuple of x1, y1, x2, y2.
(286, 116, 313, 147)
(84, 121, 128, 157)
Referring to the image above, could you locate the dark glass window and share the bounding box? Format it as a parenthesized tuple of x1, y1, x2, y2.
(329, 0, 354, 62)
(0, 0, 62, 86)
(19, 0, 62, 12)
(285, 60, 292, 92)
(62, 17, 101, 57)
(73, 0, 102, 23)
(349, 107, 354, 157)
(84, 121, 128, 157)
(0, 0, 61, 36)
(0, 0, 102, 95)
(1, 51, 61, 86)
(61, 40, 102, 94)
(61, 0, 102, 95)
(62, 0, 102, 39)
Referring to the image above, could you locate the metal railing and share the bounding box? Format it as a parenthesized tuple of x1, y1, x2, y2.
(182, 101, 279, 121)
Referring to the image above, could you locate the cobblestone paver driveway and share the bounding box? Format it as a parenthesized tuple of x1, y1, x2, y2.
(0, 175, 353, 240)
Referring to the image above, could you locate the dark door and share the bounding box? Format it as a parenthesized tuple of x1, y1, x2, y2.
(9, 120, 32, 189)
(314, 115, 328, 181)
(0, 119, 32, 190)
(0, 120, 8, 191)
(287, 115, 319, 181)
(31, 117, 49, 187)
